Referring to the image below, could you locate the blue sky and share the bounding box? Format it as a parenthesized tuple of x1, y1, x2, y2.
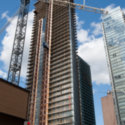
(0, 0, 125, 125)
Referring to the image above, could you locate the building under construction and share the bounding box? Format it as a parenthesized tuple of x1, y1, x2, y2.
(26, 0, 95, 125)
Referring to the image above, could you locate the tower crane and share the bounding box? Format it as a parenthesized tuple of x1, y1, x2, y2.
(40, 0, 107, 14)
(7, 0, 30, 85)
(0, 0, 107, 86)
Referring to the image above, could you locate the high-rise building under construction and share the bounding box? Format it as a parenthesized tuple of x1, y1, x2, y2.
(26, 0, 95, 125)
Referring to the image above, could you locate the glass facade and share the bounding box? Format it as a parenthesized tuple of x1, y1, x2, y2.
(78, 56, 96, 125)
(102, 7, 125, 125)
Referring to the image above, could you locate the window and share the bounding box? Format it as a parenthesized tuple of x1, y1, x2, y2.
(108, 41, 115, 47)
(113, 53, 117, 57)
(118, 38, 125, 45)
(114, 25, 125, 33)
(105, 26, 112, 31)
(114, 75, 121, 79)
(103, 16, 111, 22)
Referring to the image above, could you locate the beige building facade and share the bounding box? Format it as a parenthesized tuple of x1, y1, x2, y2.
(101, 92, 117, 125)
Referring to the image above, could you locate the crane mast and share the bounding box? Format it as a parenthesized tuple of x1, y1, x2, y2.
(7, 0, 30, 85)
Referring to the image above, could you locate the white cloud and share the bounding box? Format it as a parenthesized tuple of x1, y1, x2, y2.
(77, 29, 90, 43)
(0, 10, 34, 81)
(1, 11, 11, 21)
(76, 14, 84, 30)
(0, 16, 17, 69)
(91, 22, 102, 36)
(105, 4, 116, 11)
(78, 36, 110, 84)
(76, 14, 90, 43)
(77, 17, 110, 84)
(0, 70, 7, 79)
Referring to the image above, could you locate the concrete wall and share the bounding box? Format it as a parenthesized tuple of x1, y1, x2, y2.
(101, 92, 117, 125)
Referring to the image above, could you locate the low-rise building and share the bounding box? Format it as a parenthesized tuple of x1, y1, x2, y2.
(101, 91, 117, 125)
(0, 79, 29, 125)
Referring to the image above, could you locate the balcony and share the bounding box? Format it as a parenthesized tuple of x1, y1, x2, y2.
(48, 111, 73, 121)
(49, 94, 71, 104)
(50, 84, 71, 93)
(48, 118, 73, 125)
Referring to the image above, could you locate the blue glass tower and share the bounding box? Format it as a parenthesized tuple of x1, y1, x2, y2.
(102, 7, 125, 125)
